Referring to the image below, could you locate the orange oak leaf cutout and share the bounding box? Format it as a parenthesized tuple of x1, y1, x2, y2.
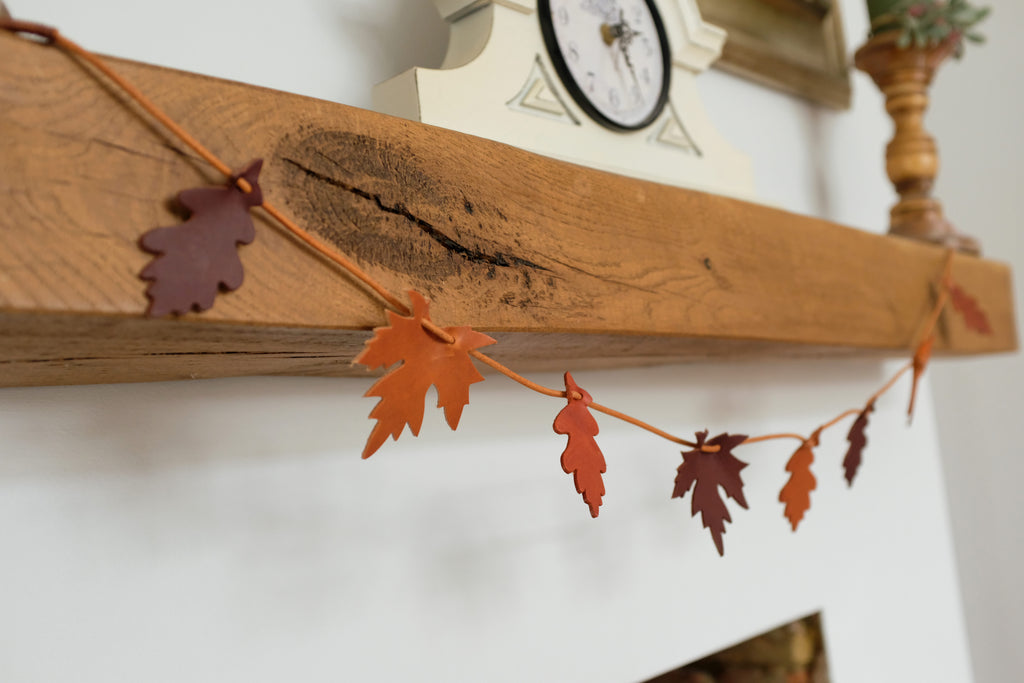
(908, 334, 934, 421)
(553, 372, 607, 518)
(948, 282, 993, 335)
(673, 431, 749, 556)
(139, 159, 263, 317)
(843, 402, 875, 487)
(779, 428, 822, 532)
(355, 291, 496, 458)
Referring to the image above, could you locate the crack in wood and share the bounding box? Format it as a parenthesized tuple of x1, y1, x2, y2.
(280, 157, 550, 272)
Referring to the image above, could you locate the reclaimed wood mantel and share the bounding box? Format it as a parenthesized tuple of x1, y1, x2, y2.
(0, 32, 1016, 387)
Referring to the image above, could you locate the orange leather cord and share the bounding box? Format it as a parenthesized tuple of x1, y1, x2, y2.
(818, 408, 863, 433)
(920, 250, 955, 344)
(743, 433, 807, 446)
(0, 19, 955, 457)
(869, 362, 913, 406)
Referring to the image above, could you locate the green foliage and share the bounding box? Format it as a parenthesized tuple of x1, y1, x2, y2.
(870, 0, 991, 58)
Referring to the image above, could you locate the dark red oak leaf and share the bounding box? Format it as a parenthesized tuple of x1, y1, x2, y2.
(139, 159, 263, 317)
(553, 372, 607, 518)
(673, 430, 749, 556)
(908, 333, 934, 422)
(779, 429, 822, 532)
(949, 282, 993, 335)
(843, 402, 875, 487)
(354, 291, 495, 458)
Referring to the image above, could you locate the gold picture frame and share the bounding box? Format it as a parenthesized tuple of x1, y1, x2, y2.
(696, 0, 852, 109)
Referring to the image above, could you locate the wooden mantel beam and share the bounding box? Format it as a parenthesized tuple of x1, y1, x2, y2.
(0, 32, 1016, 387)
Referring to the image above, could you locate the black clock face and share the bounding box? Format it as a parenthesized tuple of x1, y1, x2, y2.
(538, 0, 672, 131)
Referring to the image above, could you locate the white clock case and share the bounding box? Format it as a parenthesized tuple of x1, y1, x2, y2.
(374, 0, 755, 199)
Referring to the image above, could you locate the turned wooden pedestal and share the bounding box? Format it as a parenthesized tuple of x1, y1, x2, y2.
(855, 32, 980, 255)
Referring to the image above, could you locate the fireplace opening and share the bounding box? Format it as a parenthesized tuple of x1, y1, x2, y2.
(640, 613, 830, 683)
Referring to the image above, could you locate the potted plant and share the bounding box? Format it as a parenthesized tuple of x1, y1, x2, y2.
(868, 0, 989, 56)
(854, 0, 990, 254)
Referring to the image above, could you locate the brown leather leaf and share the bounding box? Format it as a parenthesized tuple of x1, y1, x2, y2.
(140, 160, 263, 317)
(843, 402, 875, 487)
(355, 291, 495, 458)
(908, 333, 934, 421)
(949, 282, 993, 335)
(553, 372, 606, 518)
(672, 430, 749, 556)
(779, 429, 821, 532)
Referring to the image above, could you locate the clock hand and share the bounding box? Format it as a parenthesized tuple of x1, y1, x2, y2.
(601, 11, 642, 93)
(600, 7, 631, 46)
(620, 38, 641, 91)
(600, 21, 623, 46)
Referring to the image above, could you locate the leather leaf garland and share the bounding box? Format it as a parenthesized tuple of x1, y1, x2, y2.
(553, 372, 607, 518)
(908, 333, 934, 420)
(779, 429, 822, 531)
(140, 159, 263, 317)
(355, 291, 495, 458)
(18, 25, 1005, 561)
(949, 282, 993, 335)
(843, 402, 875, 487)
(673, 431, 749, 556)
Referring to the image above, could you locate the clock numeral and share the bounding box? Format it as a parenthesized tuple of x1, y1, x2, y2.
(609, 88, 621, 110)
(557, 6, 570, 25)
(568, 42, 580, 63)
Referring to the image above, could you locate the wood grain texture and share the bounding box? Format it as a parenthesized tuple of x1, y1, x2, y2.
(0, 32, 1016, 388)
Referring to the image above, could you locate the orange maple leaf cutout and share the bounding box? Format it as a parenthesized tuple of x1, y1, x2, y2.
(354, 291, 495, 458)
(553, 372, 607, 518)
(948, 282, 993, 335)
(779, 428, 822, 532)
(908, 334, 934, 421)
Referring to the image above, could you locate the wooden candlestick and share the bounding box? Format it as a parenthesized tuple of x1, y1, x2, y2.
(855, 32, 980, 255)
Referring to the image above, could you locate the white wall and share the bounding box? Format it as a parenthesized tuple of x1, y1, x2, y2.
(0, 1, 981, 681)
(928, 1, 1024, 680)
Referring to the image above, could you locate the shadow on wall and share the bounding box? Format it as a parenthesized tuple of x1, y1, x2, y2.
(331, 0, 448, 92)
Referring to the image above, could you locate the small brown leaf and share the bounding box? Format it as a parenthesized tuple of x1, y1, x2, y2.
(779, 430, 821, 531)
(140, 160, 263, 317)
(355, 291, 495, 458)
(949, 282, 993, 335)
(908, 334, 934, 421)
(553, 372, 607, 518)
(673, 430, 749, 556)
(843, 402, 874, 487)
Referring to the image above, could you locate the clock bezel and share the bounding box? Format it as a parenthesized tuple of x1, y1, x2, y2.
(537, 0, 673, 132)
